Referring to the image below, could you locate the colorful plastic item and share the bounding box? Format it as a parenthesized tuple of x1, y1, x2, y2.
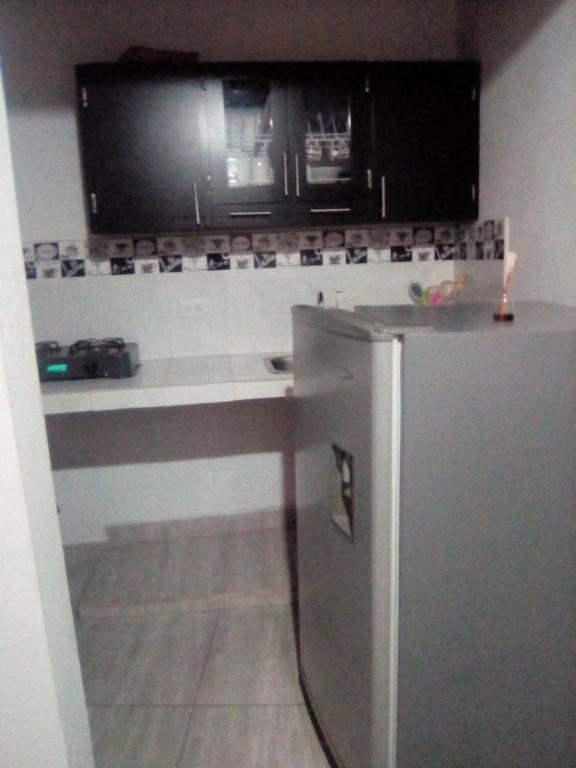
(409, 276, 467, 306)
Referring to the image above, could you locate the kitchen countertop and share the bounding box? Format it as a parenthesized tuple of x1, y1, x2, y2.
(41, 353, 293, 415)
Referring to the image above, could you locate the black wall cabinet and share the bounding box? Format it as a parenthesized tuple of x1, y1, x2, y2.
(77, 64, 209, 234)
(371, 62, 480, 223)
(76, 61, 479, 234)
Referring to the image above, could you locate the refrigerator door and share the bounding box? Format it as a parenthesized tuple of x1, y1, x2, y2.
(293, 306, 401, 768)
(396, 325, 576, 767)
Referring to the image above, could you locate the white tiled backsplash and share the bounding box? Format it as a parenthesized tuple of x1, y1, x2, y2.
(24, 220, 508, 359)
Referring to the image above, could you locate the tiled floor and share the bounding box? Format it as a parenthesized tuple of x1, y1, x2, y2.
(66, 529, 329, 768)
(78, 528, 296, 620)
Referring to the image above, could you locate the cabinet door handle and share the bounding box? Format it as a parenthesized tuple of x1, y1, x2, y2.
(193, 182, 201, 225)
(471, 183, 477, 202)
(381, 176, 386, 219)
(283, 153, 288, 196)
(295, 154, 301, 197)
(90, 193, 98, 214)
(229, 211, 272, 217)
(367, 168, 373, 190)
(309, 208, 352, 214)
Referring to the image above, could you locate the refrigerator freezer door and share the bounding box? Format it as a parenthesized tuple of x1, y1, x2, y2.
(293, 308, 400, 768)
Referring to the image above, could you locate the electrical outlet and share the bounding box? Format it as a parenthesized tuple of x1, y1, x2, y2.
(180, 298, 207, 318)
(334, 290, 355, 310)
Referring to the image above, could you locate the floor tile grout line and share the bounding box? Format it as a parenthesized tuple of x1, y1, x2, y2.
(74, 556, 105, 609)
(175, 609, 223, 768)
(76, 529, 296, 619)
(68, 551, 106, 613)
(89, 703, 195, 709)
(78, 600, 296, 627)
(76, 524, 295, 557)
(190, 609, 223, 708)
(186, 603, 304, 710)
(89, 702, 307, 710)
(192, 702, 306, 709)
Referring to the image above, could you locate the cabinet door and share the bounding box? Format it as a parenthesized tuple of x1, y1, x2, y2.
(206, 69, 291, 228)
(77, 67, 208, 233)
(289, 64, 373, 224)
(372, 63, 479, 222)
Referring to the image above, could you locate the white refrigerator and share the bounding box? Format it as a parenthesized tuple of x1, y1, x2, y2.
(293, 302, 576, 768)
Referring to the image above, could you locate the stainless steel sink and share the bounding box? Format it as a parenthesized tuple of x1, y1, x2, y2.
(265, 355, 293, 374)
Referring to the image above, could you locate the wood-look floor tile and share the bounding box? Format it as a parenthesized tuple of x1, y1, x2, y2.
(79, 612, 217, 705)
(64, 542, 108, 566)
(197, 606, 302, 705)
(178, 705, 330, 768)
(66, 555, 102, 607)
(79, 536, 228, 618)
(106, 509, 291, 545)
(89, 706, 191, 768)
(79, 528, 295, 620)
(223, 528, 295, 605)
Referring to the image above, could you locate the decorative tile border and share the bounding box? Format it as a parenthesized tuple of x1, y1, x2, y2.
(466, 217, 509, 261)
(22, 221, 508, 280)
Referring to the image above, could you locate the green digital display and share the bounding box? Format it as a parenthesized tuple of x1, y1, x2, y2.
(47, 363, 69, 374)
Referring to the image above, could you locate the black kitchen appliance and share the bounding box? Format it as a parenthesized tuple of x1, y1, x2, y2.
(36, 338, 140, 381)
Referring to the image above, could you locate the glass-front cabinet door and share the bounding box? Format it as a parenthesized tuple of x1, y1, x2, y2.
(206, 67, 290, 225)
(206, 64, 373, 228)
(288, 64, 373, 222)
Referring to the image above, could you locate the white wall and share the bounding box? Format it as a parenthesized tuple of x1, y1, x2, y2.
(0, 62, 93, 768)
(472, 0, 576, 304)
(0, 0, 460, 543)
(27, 261, 454, 358)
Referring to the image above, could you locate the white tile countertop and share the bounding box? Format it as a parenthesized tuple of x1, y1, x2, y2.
(41, 354, 293, 415)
